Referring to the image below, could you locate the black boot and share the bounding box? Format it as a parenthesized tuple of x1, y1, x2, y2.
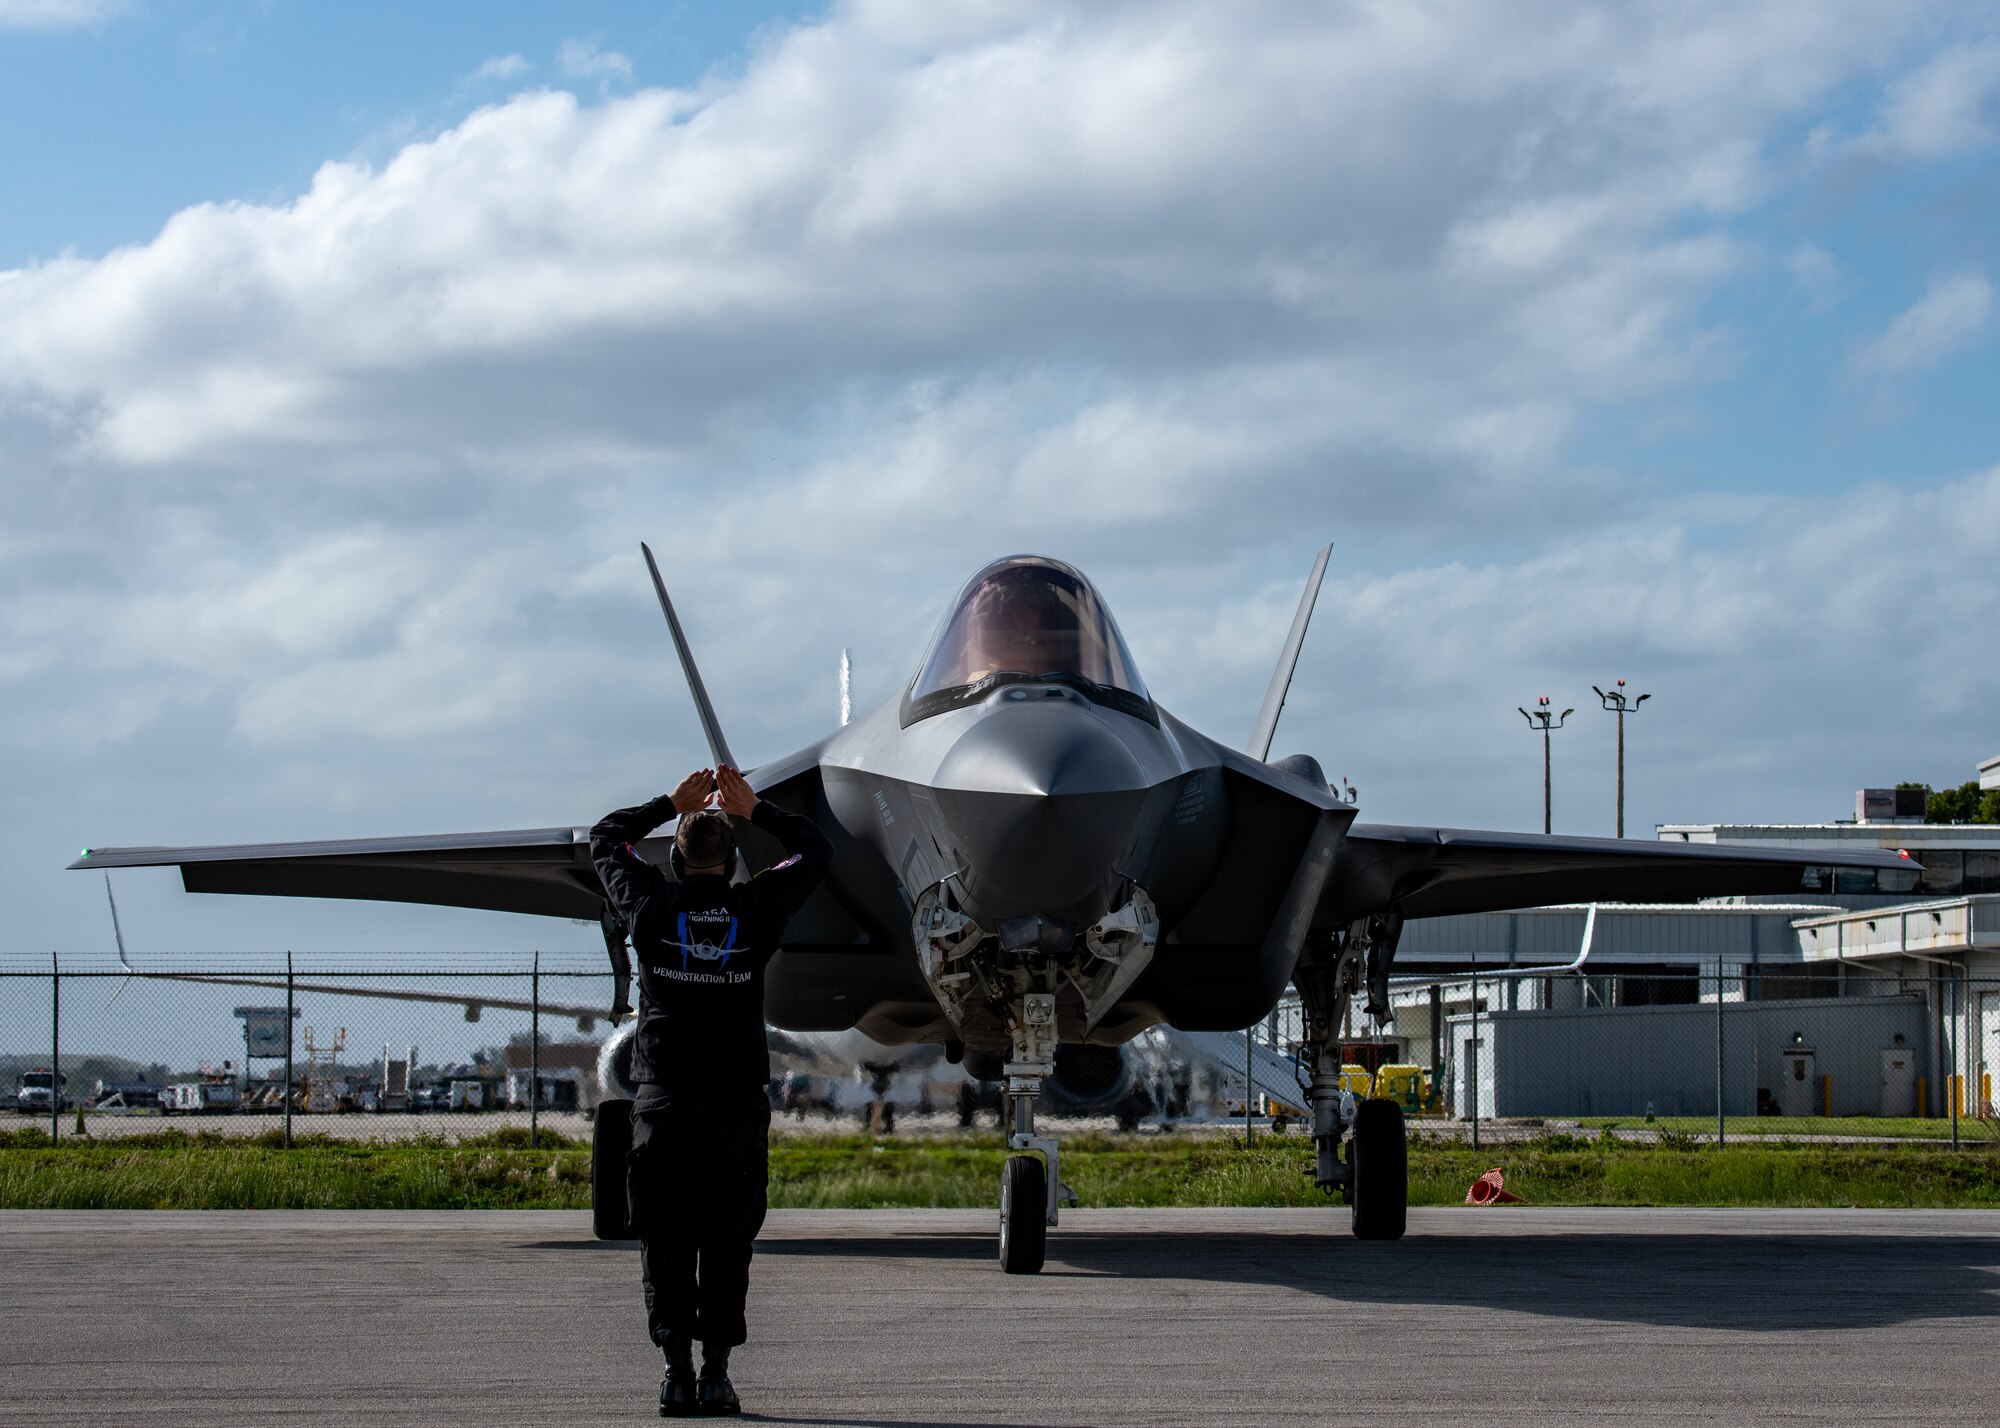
(696, 1346, 740, 1417)
(659, 1334, 696, 1418)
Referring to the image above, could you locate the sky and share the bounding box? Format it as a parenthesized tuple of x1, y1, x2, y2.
(3, 1, 1999, 1063)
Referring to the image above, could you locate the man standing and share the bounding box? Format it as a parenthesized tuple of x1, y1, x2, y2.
(592, 764, 833, 1417)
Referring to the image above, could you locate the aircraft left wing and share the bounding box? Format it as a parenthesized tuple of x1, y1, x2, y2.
(67, 756, 835, 921)
(1317, 824, 1915, 925)
(67, 827, 656, 920)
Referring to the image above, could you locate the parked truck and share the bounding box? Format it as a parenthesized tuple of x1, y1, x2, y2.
(15, 1069, 68, 1116)
(162, 1075, 242, 1115)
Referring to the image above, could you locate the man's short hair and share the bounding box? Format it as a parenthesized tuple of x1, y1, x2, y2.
(676, 809, 734, 870)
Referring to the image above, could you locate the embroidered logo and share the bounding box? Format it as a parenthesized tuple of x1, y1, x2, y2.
(675, 910, 740, 971)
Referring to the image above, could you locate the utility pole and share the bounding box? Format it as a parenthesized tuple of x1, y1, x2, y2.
(1518, 696, 1574, 835)
(284, 951, 294, 1149)
(530, 951, 541, 1150)
(50, 952, 60, 1144)
(1592, 680, 1651, 838)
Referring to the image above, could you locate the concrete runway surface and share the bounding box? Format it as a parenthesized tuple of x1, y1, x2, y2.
(4, 1207, 1998, 1426)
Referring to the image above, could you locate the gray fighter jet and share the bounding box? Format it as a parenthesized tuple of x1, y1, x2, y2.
(73, 548, 1907, 1271)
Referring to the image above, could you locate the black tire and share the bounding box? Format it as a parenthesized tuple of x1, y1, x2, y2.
(998, 1155, 1047, 1275)
(591, 1098, 634, 1241)
(1350, 1097, 1408, 1241)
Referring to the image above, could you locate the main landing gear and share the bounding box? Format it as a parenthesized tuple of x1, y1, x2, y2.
(1296, 921, 1409, 1241)
(591, 1097, 634, 1240)
(998, 992, 1077, 1274)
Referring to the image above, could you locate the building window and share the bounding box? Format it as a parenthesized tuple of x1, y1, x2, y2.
(1919, 851, 1965, 896)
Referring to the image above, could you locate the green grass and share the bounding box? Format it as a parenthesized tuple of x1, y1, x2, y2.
(5, 1125, 2000, 1211)
(0, 1126, 595, 1210)
(1567, 1115, 1999, 1142)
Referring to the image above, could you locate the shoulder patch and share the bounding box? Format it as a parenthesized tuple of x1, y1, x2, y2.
(769, 854, 803, 871)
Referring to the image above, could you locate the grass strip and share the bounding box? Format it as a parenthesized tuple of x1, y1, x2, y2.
(5, 1126, 2000, 1211)
(1567, 1115, 1999, 1142)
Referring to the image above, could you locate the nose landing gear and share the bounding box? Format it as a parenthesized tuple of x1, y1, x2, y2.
(999, 991, 1077, 1274)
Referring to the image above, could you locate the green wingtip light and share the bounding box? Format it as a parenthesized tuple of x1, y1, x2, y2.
(80, 849, 91, 859)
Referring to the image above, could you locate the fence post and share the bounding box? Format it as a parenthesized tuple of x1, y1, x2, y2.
(1715, 958, 1726, 1149)
(1950, 969, 1959, 1152)
(530, 951, 541, 1150)
(50, 952, 60, 1144)
(1469, 957, 1480, 1153)
(284, 950, 295, 1149)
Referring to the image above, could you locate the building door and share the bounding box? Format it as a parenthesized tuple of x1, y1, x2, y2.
(1778, 1047, 1816, 1117)
(1455, 1026, 1494, 1119)
(1880, 1047, 1916, 1118)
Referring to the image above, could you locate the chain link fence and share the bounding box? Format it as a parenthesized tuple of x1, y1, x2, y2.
(0, 950, 619, 1145)
(1251, 965, 2000, 1147)
(10, 950, 2000, 1150)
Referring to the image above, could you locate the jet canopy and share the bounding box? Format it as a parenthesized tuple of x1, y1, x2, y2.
(906, 556, 1152, 723)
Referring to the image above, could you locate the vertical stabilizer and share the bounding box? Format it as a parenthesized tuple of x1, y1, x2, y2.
(1246, 544, 1332, 761)
(640, 543, 737, 769)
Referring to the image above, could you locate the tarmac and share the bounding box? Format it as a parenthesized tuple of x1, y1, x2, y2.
(4, 1207, 1998, 1425)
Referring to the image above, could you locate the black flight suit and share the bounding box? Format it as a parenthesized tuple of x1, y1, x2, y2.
(591, 794, 832, 1352)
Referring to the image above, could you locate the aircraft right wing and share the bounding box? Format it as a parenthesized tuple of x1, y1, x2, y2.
(1317, 823, 1915, 925)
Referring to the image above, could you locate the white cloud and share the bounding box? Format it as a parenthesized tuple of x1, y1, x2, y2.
(1850, 42, 2000, 158)
(558, 37, 633, 81)
(0, 1, 1933, 477)
(0, 0, 131, 30)
(1166, 467, 2000, 828)
(467, 53, 531, 86)
(1853, 272, 1994, 374)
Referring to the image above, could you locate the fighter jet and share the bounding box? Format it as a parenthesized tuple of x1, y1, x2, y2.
(73, 548, 1907, 1271)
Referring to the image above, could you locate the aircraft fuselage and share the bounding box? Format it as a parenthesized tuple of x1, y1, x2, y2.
(752, 680, 1348, 1057)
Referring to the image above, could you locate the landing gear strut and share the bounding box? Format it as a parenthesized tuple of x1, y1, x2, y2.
(999, 992, 1076, 1274)
(913, 888, 1149, 1273)
(1295, 923, 1408, 1241)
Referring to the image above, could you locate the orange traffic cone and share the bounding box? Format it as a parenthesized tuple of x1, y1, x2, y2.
(1465, 1167, 1524, 1205)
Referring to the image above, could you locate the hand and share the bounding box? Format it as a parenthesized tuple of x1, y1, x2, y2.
(669, 768, 716, 816)
(715, 765, 759, 819)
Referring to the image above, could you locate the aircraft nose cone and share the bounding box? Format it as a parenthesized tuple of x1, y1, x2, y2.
(933, 700, 1145, 799)
(932, 702, 1148, 924)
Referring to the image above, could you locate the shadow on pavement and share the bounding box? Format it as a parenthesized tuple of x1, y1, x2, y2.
(755, 1229, 2000, 1332)
(746, 1419, 1028, 1428)
(515, 1238, 641, 1251)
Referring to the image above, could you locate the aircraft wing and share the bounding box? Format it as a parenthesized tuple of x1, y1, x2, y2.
(1318, 824, 1916, 924)
(66, 758, 828, 920)
(66, 827, 652, 921)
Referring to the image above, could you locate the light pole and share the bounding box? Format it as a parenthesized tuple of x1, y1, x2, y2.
(1518, 696, 1573, 835)
(1591, 680, 1651, 839)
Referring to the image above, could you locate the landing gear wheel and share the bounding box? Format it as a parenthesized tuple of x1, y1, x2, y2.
(591, 1098, 633, 1240)
(998, 1154, 1047, 1275)
(1349, 1098, 1407, 1241)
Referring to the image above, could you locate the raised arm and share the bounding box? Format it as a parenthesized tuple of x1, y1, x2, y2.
(716, 764, 833, 927)
(590, 769, 716, 923)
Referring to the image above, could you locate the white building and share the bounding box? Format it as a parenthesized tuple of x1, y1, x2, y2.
(1251, 759, 2000, 1119)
